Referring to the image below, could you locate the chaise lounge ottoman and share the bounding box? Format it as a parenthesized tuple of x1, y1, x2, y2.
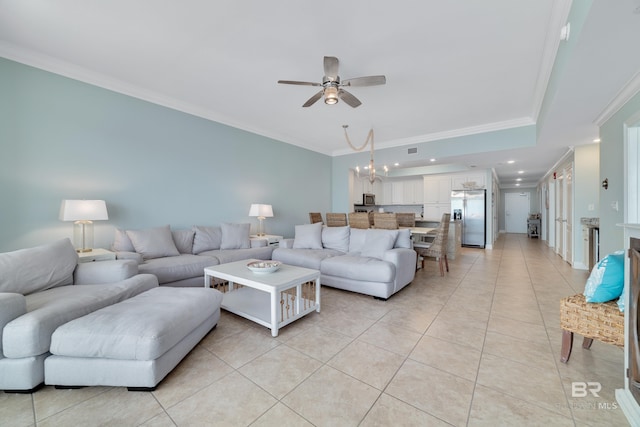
(44, 286, 223, 390)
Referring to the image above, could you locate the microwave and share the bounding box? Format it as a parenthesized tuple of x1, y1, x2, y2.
(363, 193, 376, 206)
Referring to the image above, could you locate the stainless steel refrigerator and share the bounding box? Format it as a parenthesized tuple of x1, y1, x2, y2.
(451, 189, 486, 248)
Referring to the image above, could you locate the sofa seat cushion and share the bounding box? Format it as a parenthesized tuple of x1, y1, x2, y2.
(321, 255, 395, 283)
(272, 248, 341, 270)
(3, 275, 158, 358)
(50, 287, 223, 361)
(198, 246, 273, 265)
(138, 254, 218, 284)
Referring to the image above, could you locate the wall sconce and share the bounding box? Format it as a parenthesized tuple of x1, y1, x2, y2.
(602, 178, 608, 190)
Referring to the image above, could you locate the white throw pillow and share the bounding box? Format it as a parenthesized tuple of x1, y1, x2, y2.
(361, 229, 399, 259)
(220, 223, 251, 249)
(321, 226, 350, 253)
(293, 223, 323, 249)
(126, 225, 180, 259)
(395, 228, 412, 249)
(192, 226, 222, 254)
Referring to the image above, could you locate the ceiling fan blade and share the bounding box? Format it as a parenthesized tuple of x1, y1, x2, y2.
(323, 56, 339, 79)
(338, 89, 362, 108)
(342, 75, 387, 87)
(278, 80, 322, 86)
(302, 90, 324, 107)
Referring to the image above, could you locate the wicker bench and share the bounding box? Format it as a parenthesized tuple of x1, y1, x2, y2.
(559, 294, 624, 363)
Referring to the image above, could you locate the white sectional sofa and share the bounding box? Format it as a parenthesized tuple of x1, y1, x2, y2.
(111, 224, 274, 287)
(272, 223, 417, 299)
(0, 239, 158, 392)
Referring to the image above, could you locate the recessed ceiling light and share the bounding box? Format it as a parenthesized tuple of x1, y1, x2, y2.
(593, 138, 601, 143)
(518, 170, 524, 174)
(516, 183, 520, 186)
(507, 160, 515, 164)
(430, 158, 436, 162)
(516, 178, 522, 181)
(394, 162, 400, 166)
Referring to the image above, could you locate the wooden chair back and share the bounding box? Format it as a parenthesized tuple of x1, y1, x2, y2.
(373, 213, 399, 229)
(309, 212, 323, 224)
(326, 213, 348, 227)
(396, 213, 416, 228)
(348, 212, 370, 229)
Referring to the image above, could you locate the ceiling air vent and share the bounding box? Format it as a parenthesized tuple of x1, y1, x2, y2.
(407, 147, 418, 154)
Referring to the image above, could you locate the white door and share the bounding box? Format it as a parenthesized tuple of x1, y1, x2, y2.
(555, 172, 564, 256)
(565, 164, 573, 264)
(505, 193, 530, 233)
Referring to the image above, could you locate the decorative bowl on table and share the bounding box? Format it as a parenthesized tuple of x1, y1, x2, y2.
(246, 260, 281, 274)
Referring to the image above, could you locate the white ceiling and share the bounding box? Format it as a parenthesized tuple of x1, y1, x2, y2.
(1, 1, 639, 188)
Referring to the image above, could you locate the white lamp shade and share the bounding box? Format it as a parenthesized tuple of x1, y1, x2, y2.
(59, 200, 109, 221)
(248, 204, 273, 218)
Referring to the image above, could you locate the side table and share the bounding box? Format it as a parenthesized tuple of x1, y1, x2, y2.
(250, 234, 283, 247)
(78, 248, 116, 263)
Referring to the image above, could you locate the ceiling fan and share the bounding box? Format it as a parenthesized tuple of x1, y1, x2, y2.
(278, 56, 386, 108)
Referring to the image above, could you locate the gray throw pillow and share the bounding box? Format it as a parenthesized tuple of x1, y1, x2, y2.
(0, 238, 78, 295)
(126, 225, 180, 259)
(192, 226, 222, 254)
(321, 226, 350, 253)
(293, 222, 323, 249)
(112, 228, 135, 252)
(220, 223, 251, 249)
(172, 229, 195, 254)
(361, 229, 399, 259)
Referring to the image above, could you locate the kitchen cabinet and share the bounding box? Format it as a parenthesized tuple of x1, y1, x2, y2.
(423, 204, 451, 221)
(451, 173, 486, 190)
(391, 181, 404, 204)
(424, 176, 451, 204)
(403, 179, 424, 204)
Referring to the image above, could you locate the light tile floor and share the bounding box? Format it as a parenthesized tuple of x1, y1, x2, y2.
(1, 234, 630, 426)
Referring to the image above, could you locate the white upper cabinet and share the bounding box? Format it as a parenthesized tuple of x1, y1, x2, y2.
(424, 176, 452, 204)
(451, 173, 486, 190)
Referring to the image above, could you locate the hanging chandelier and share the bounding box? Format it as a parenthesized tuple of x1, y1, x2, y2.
(343, 125, 387, 184)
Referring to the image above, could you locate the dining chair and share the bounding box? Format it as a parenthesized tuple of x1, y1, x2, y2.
(415, 213, 451, 275)
(373, 213, 398, 229)
(309, 212, 323, 224)
(348, 212, 370, 229)
(326, 213, 348, 227)
(396, 212, 416, 228)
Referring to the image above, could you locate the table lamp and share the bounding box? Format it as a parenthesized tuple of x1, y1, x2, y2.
(59, 200, 109, 252)
(248, 204, 273, 236)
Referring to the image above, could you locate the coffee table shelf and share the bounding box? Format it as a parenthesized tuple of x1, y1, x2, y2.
(204, 260, 320, 337)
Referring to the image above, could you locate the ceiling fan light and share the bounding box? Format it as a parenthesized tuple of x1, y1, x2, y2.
(324, 86, 339, 104)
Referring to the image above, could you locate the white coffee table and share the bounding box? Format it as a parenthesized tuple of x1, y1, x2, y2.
(204, 260, 320, 337)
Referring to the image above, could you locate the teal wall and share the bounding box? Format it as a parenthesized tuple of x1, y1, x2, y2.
(599, 91, 640, 255)
(0, 58, 332, 251)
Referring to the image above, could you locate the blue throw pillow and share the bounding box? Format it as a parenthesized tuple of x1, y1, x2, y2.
(584, 251, 625, 303)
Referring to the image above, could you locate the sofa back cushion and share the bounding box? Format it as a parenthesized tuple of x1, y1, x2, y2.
(321, 226, 350, 253)
(0, 238, 78, 295)
(220, 223, 251, 249)
(126, 225, 180, 260)
(192, 226, 222, 254)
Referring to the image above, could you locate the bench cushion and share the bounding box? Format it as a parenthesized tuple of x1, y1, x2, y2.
(50, 287, 223, 361)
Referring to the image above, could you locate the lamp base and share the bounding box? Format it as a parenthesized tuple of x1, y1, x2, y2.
(73, 220, 94, 253)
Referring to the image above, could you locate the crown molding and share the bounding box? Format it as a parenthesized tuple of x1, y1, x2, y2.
(594, 69, 640, 126)
(332, 117, 535, 157)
